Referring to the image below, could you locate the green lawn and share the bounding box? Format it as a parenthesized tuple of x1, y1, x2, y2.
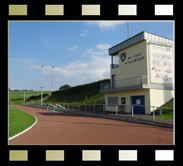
(9, 106, 36, 138)
(156, 109, 173, 120)
(154, 101, 173, 120)
(9, 90, 51, 105)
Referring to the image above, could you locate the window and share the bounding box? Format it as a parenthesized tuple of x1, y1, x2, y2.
(108, 97, 118, 105)
(112, 74, 116, 88)
(121, 97, 126, 104)
(112, 54, 119, 68)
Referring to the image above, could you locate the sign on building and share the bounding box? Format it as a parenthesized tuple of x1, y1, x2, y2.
(149, 44, 173, 85)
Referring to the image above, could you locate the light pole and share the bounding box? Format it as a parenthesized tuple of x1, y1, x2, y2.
(24, 82, 26, 104)
(51, 66, 54, 95)
(41, 65, 44, 106)
(38, 79, 39, 95)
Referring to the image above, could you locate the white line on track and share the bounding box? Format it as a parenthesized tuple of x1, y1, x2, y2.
(9, 114, 38, 141)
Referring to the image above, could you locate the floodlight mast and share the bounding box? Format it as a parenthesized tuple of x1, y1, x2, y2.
(41, 65, 43, 106)
(51, 66, 54, 95)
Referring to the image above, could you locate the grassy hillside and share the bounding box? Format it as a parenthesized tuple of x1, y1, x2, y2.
(26, 79, 110, 104)
(155, 99, 174, 120)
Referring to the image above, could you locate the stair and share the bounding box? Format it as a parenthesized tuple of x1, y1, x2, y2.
(160, 98, 173, 108)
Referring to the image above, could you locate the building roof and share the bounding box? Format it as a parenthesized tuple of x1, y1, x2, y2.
(109, 31, 174, 55)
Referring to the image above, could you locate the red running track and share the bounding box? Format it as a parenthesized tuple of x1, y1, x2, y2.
(9, 105, 173, 145)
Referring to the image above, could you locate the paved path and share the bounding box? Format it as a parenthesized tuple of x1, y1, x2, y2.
(9, 105, 173, 145)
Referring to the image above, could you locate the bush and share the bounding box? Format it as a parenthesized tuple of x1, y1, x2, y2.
(59, 84, 71, 91)
(49, 79, 110, 103)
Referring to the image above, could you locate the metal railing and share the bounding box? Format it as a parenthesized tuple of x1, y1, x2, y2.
(100, 75, 148, 90)
(111, 64, 119, 69)
(22, 103, 173, 123)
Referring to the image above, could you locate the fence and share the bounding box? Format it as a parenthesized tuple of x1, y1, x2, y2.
(22, 103, 173, 122)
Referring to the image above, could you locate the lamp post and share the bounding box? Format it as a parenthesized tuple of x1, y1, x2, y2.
(41, 65, 44, 106)
(51, 66, 54, 95)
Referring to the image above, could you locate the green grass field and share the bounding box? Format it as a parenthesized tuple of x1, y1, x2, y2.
(9, 90, 51, 105)
(9, 106, 36, 138)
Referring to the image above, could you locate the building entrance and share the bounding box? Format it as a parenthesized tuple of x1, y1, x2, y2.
(132, 96, 145, 114)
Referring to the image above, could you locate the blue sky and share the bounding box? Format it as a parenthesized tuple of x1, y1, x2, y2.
(9, 21, 174, 91)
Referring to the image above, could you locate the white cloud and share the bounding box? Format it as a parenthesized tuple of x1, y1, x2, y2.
(83, 48, 93, 54)
(39, 34, 50, 44)
(10, 58, 53, 71)
(36, 43, 111, 85)
(53, 54, 110, 83)
(67, 45, 77, 51)
(80, 33, 86, 36)
(54, 44, 110, 84)
(95, 43, 111, 50)
(10, 43, 111, 87)
(80, 30, 88, 36)
(87, 21, 126, 30)
(10, 58, 37, 67)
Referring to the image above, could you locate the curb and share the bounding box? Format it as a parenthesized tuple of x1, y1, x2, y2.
(9, 115, 38, 141)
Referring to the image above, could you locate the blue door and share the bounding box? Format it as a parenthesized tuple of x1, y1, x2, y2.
(132, 96, 145, 114)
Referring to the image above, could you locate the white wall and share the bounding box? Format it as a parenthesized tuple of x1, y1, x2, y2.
(111, 40, 148, 82)
(105, 89, 151, 114)
(149, 89, 174, 107)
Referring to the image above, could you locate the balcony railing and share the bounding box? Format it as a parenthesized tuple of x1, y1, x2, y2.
(111, 64, 119, 69)
(100, 75, 147, 91)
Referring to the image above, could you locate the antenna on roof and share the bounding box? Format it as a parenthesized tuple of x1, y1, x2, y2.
(127, 22, 130, 39)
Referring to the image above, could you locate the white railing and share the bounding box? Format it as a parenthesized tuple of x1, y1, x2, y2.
(23, 103, 173, 122)
(115, 75, 147, 88)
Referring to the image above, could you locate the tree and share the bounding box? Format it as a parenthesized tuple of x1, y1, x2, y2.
(59, 84, 71, 91)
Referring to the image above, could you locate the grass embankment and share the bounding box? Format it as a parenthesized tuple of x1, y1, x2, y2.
(155, 101, 174, 120)
(26, 79, 110, 104)
(9, 106, 36, 138)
